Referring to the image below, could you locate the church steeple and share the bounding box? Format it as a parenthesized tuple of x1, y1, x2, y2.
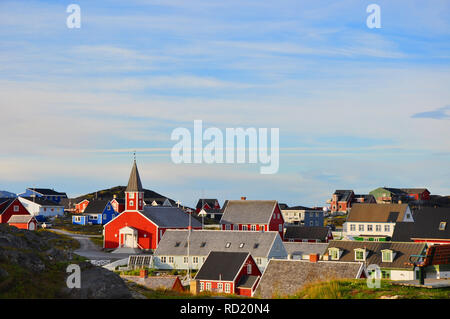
(125, 159, 144, 211)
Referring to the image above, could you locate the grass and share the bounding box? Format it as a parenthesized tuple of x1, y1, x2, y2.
(51, 215, 103, 235)
(285, 279, 450, 299)
(0, 232, 84, 298)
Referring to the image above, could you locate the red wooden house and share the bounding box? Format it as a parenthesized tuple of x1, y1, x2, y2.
(0, 198, 31, 224)
(193, 251, 262, 297)
(75, 199, 89, 213)
(103, 160, 202, 251)
(220, 199, 285, 240)
(8, 215, 38, 231)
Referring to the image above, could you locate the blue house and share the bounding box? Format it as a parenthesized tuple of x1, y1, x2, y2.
(72, 200, 118, 225)
(19, 188, 68, 205)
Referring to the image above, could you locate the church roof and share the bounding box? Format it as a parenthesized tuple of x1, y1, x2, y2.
(126, 161, 143, 192)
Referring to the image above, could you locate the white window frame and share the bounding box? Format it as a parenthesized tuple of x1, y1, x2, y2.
(242, 225, 248, 231)
(206, 282, 211, 291)
(247, 264, 252, 274)
(251, 225, 256, 231)
(218, 282, 223, 292)
(13, 205, 19, 212)
(225, 283, 231, 293)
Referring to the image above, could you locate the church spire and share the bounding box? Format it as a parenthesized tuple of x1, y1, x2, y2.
(126, 158, 143, 192)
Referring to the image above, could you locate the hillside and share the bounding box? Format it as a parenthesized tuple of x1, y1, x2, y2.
(0, 190, 16, 198)
(0, 224, 132, 298)
(73, 185, 175, 204)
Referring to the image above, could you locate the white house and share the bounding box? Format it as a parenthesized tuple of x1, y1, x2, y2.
(153, 229, 288, 272)
(343, 203, 414, 241)
(18, 196, 64, 221)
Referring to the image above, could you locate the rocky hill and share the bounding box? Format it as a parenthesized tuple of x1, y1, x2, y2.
(0, 224, 132, 298)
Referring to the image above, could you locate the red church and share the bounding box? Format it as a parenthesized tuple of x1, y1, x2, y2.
(103, 160, 202, 252)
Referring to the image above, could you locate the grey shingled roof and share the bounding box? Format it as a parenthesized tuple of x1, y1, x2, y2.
(283, 242, 328, 257)
(195, 251, 249, 281)
(220, 200, 278, 225)
(325, 240, 427, 269)
(255, 259, 363, 298)
(237, 275, 259, 289)
(346, 203, 409, 223)
(142, 206, 202, 228)
(284, 226, 330, 241)
(7, 214, 34, 224)
(126, 161, 143, 192)
(83, 200, 111, 214)
(154, 229, 281, 258)
(393, 208, 450, 241)
(122, 275, 179, 290)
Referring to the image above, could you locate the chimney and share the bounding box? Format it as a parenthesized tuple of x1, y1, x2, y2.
(241, 197, 246, 200)
(309, 254, 319, 263)
(140, 269, 148, 279)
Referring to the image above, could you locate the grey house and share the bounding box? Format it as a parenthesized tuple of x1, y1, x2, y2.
(153, 229, 287, 271)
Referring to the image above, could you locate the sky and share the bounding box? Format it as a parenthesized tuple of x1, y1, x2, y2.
(0, 0, 449, 208)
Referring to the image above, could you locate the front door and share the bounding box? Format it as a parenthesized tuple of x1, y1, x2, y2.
(124, 234, 135, 248)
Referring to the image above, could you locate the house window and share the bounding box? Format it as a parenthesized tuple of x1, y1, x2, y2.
(381, 270, 390, 279)
(193, 257, 199, 264)
(218, 283, 223, 292)
(382, 250, 393, 263)
(260, 225, 265, 232)
(103, 214, 107, 219)
(256, 258, 262, 265)
(161, 256, 167, 263)
(310, 221, 314, 226)
(279, 224, 283, 232)
(233, 224, 238, 230)
(242, 225, 248, 231)
(384, 225, 390, 232)
(251, 225, 256, 231)
(225, 224, 231, 230)
(200, 282, 204, 292)
(129, 193, 135, 199)
(129, 200, 134, 207)
(376, 225, 381, 232)
(225, 283, 231, 293)
(350, 224, 356, 231)
(206, 282, 211, 291)
(367, 225, 373, 232)
(354, 249, 365, 261)
(225, 242, 231, 248)
(239, 243, 245, 248)
(247, 264, 252, 274)
(439, 222, 447, 230)
(183, 256, 188, 264)
(358, 224, 364, 232)
(329, 248, 340, 260)
(13, 205, 19, 212)
(168, 256, 174, 264)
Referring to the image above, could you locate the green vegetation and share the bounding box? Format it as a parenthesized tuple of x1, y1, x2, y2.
(51, 215, 103, 235)
(0, 229, 85, 298)
(285, 279, 450, 299)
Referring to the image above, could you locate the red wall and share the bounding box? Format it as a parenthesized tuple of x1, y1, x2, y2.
(9, 220, 36, 230)
(269, 205, 284, 240)
(0, 199, 30, 224)
(233, 255, 261, 295)
(104, 211, 157, 249)
(75, 200, 89, 213)
(125, 192, 144, 211)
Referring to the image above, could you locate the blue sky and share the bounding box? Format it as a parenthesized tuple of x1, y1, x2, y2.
(0, 0, 449, 207)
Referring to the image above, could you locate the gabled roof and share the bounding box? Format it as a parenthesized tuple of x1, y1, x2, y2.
(346, 203, 409, 223)
(194, 251, 250, 281)
(401, 188, 429, 194)
(0, 199, 16, 215)
(27, 188, 67, 197)
(126, 161, 143, 192)
(196, 199, 219, 210)
(8, 214, 35, 224)
(284, 226, 330, 240)
(283, 242, 328, 257)
(254, 259, 364, 298)
(282, 205, 313, 211)
(325, 240, 427, 269)
(220, 200, 278, 225)
(393, 208, 450, 241)
(154, 229, 281, 258)
(333, 190, 354, 202)
(19, 196, 63, 207)
(83, 200, 111, 214)
(142, 206, 202, 228)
